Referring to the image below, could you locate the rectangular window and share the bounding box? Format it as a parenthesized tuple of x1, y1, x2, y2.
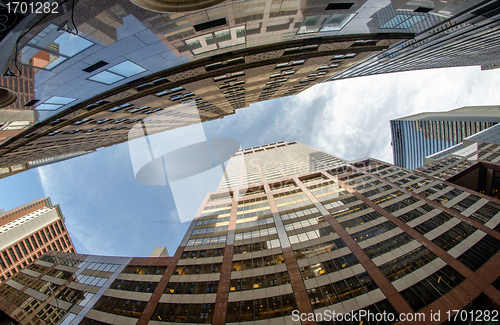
(326, 2, 354, 10)
(8, 248, 18, 262)
(59, 221, 65, 232)
(45, 228, 52, 240)
(40, 231, 48, 243)
(0, 256, 7, 269)
(19, 242, 28, 255)
(35, 233, 43, 246)
(25, 238, 34, 252)
(50, 225, 57, 238)
(2, 252, 12, 266)
(14, 245, 24, 258)
(56, 240, 63, 251)
(194, 18, 227, 32)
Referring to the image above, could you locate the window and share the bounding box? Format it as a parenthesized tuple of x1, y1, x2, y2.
(326, 2, 354, 10)
(20, 24, 93, 70)
(400, 266, 464, 311)
(380, 15, 426, 29)
(36, 96, 77, 111)
(186, 26, 246, 55)
(298, 14, 355, 34)
(275, 60, 305, 69)
(89, 61, 146, 84)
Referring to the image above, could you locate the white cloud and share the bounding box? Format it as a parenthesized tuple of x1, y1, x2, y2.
(249, 66, 500, 163)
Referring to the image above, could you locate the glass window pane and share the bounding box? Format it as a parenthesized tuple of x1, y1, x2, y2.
(44, 96, 77, 105)
(35, 104, 62, 111)
(89, 71, 125, 85)
(20, 47, 66, 70)
(54, 33, 93, 56)
(108, 61, 146, 77)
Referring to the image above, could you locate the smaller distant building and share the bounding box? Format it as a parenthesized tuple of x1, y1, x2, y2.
(391, 106, 500, 170)
(0, 197, 76, 282)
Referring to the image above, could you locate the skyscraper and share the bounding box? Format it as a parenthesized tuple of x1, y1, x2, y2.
(327, 0, 500, 81)
(1, 140, 500, 324)
(391, 106, 500, 170)
(0, 197, 76, 283)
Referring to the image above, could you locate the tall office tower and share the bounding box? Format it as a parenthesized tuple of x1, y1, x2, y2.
(1, 141, 500, 324)
(391, 106, 500, 170)
(0, 0, 459, 177)
(0, 197, 76, 283)
(327, 0, 500, 81)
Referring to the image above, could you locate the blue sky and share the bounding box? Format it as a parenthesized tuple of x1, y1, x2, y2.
(2, 65, 500, 257)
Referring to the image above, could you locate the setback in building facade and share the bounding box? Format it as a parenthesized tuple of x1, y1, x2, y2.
(1, 139, 500, 324)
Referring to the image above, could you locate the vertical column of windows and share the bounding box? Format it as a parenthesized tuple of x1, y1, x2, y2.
(254, 150, 284, 182)
(64, 235, 71, 248)
(45, 227, 52, 240)
(40, 230, 48, 243)
(55, 240, 62, 251)
(220, 154, 242, 190)
(2, 252, 12, 266)
(58, 220, 65, 232)
(35, 233, 43, 247)
(49, 225, 57, 238)
(19, 242, 28, 256)
(242, 152, 262, 187)
(8, 248, 18, 263)
(277, 145, 312, 174)
(188, 204, 231, 245)
(25, 239, 33, 252)
(269, 147, 304, 177)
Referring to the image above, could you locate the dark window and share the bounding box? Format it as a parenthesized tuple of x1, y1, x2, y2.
(458, 235, 500, 271)
(414, 6, 432, 12)
(363, 233, 414, 259)
(400, 266, 465, 311)
(83, 60, 109, 73)
(194, 18, 227, 32)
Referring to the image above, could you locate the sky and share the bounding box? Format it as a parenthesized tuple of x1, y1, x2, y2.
(2, 65, 500, 258)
